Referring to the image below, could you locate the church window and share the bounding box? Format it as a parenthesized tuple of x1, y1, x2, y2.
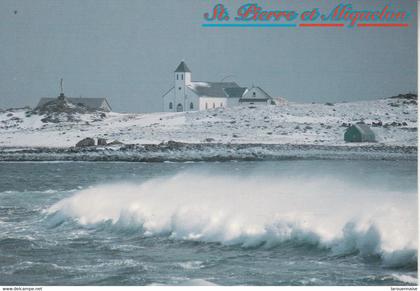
(176, 74, 178, 80)
(253, 92, 256, 97)
(190, 102, 194, 109)
(178, 87, 181, 90)
(169, 102, 173, 109)
(181, 74, 184, 80)
(220, 103, 223, 107)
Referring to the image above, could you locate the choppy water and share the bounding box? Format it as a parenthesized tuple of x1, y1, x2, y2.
(0, 160, 417, 286)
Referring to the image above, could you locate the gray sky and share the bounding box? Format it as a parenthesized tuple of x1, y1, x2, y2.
(0, 0, 417, 112)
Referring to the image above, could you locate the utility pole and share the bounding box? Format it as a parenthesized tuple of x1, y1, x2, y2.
(60, 78, 64, 95)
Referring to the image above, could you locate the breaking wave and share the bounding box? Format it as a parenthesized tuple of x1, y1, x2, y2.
(46, 172, 418, 269)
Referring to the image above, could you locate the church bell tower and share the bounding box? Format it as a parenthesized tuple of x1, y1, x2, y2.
(174, 61, 191, 86)
(173, 61, 192, 112)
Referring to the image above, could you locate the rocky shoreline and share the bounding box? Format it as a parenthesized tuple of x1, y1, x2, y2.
(0, 142, 416, 162)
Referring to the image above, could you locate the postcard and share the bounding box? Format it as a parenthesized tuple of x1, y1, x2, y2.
(0, 0, 417, 289)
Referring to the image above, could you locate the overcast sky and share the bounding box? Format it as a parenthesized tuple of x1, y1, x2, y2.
(0, 0, 417, 112)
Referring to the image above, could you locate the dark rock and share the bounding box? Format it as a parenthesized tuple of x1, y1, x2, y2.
(107, 140, 124, 146)
(76, 137, 95, 147)
(204, 138, 215, 143)
(389, 93, 417, 100)
(403, 100, 417, 105)
(122, 144, 135, 150)
(41, 116, 60, 123)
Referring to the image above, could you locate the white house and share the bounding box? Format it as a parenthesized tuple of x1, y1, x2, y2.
(162, 61, 276, 112)
(239, 86, 276, 106)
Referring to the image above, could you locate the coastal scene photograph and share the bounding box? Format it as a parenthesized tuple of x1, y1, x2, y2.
(0, 0, 417, 288)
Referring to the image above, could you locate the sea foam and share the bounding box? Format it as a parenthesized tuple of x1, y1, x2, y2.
(47, 172, 417, 268)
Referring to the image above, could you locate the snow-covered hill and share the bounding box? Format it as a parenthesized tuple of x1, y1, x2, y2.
(0, 97, 417, 148)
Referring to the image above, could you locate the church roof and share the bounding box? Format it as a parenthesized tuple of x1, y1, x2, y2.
(187, 82, 246, 98)
(174, 61, 191, 73)
(224, 87, 248, 98)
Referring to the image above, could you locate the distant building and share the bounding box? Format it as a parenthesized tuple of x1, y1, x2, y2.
(37, 93, 112, 112)
(162, 61, 276, 112)
(344, 124, 376, 142)
(239, 86, 276, 106)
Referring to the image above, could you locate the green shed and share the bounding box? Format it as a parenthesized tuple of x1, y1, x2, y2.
(344, 124, 376, 142)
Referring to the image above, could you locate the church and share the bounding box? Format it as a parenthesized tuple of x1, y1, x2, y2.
(162, 61, 275, 112)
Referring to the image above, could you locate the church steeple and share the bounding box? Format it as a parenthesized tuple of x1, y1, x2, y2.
(174, 61, 191, 73)
(174, 61, 191, 85)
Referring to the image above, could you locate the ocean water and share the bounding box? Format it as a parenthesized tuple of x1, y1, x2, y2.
(0, 160, 417, 286)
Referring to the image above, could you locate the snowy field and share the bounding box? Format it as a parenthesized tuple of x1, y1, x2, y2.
(0, 97, 417, 148)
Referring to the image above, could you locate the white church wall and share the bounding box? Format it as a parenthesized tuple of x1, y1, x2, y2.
(199, 97, 227, 110)
(174, 82, 186, 111)
(172, 72, 198, 112)
(184, 89, 200, 111)
(163, 88, 175, 112)
(163, 87, 200, 112)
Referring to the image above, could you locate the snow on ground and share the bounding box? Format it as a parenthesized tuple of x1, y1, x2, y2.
(0, 97, 417, 148)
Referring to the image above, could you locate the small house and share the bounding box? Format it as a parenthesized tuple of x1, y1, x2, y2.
(344, 123, 376, 142)
(239, 86, 275, 106)
(37, 94, 112, 112)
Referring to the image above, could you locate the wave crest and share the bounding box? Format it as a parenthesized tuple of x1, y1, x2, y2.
(46, 173, 418, 269)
